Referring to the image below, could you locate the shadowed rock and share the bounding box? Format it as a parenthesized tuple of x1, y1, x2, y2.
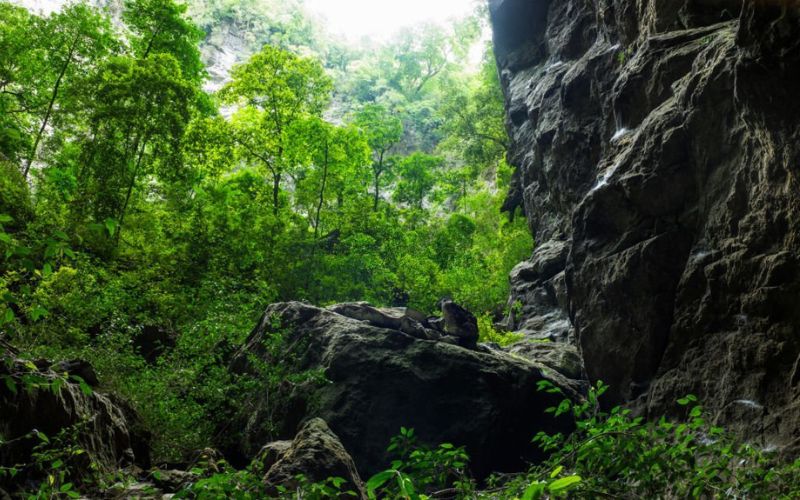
(224, 301, 579, 479)
(0, 355, 149, 490)
(491, 0, 800, 451)
(262, 418, 366, 499)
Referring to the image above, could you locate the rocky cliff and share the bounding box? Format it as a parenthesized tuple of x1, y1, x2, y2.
(490, 0, 800, 450)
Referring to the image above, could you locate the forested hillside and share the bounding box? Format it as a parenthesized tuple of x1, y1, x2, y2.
(1, 0, 529, 459)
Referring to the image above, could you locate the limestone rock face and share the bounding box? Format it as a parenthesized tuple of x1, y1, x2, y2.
(0, 355, 150, 488)
(225, 301, 579, 479)
(262, 418, 366, 499)
(490, 0, 800, 449)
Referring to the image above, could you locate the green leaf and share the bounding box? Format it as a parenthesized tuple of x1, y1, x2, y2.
(104, 218, 118, 237)
(0, 215, 12, 223)
(52, 460, 63, 469)
(79, 381, 92, 396)
(548, 475, 582, 493)
(550, 465, 564, 479)
(30, 306, 48, 322)
(42, 263, 53, 278)
(59, 482, 73, 491)
(521, 481, 546, 500)
(365, 470, 394, 492)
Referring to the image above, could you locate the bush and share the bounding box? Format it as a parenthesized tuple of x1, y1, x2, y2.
(476, 313, 523, 346)
(492, 381, 800, 499)
(0, 161, 33, 230)
(366, 427, 474, 499)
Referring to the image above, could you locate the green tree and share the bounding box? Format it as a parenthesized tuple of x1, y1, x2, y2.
(437, 55, 508, 172)
(394, 152, 442, 210)
(22, 4, 116, 179)
(219, 45, 332, 215)
(77, 54, 195, 246)
(0, 3, 41, 163)
(294, 119, 370, 237)
(123, 0, 206, 85)
(353, 104, 403, 210)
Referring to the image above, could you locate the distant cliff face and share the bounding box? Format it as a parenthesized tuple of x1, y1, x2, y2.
(491, 0, 800, 447)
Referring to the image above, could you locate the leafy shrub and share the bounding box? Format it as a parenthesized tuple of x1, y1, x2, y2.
(477, 313, 523, 347)
(493, 381, 800, 499)
(0, 161, 33, 229)
(366, 427, 474, 499)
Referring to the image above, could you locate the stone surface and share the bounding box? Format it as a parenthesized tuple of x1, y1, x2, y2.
(263, 418, 366, 499)
(327, 302, 431, 340)
(149, 469, 198, 493)
(0, 354, 149, 489)
(224, 301, 578, 479)
(507, 342, 585, 381)
(254, 440, 293, 475)
(490, 0, 800, 450)
(439, 299, 479, 348)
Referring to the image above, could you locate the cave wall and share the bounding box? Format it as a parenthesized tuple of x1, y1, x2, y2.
(490, 0, 800, 448)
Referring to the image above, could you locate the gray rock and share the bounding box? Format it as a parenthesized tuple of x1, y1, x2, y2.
(49, 359, 99, 387)
(254, 440, 292, 475)
(225, 302, 578, 479)
(149, 469, 198, 493)
(438, 299, 479, 348)
(263, 418, 366, 499)
(0, 357, 149, 490)
(491, 0, 800, 451)
(327, 302, 430, 340)
(506, 342, 585, 381)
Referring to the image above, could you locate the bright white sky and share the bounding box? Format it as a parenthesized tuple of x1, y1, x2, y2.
(304, 0, 479, 41)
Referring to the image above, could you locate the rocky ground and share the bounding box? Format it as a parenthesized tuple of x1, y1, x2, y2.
(0, 301, 586, 497)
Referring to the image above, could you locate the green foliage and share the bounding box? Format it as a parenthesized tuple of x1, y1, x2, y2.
(366, 427, 473, 499)
(497, 382, 800, 499)
(394, 153, 442, 210)
(0, 421, 93, 498)
(123, 0, 206, 84)
(477, 314, 524, 346)
(0, 0, 530, 477)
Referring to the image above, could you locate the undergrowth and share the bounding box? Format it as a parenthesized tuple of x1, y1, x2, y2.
(5, 380, 800, 498)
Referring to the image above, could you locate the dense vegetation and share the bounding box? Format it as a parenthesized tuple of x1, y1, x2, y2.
(0, 0, 526, 460)
(3, 1, 800, 498)
(169, 385, 800, 499)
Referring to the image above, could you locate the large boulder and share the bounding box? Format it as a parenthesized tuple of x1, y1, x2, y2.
(0, 354, 150, 490)
(224, 302, 579, 479)
(490, 0, 800, 449)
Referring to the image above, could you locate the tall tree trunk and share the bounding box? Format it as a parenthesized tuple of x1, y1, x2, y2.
(142, 24, 163, 59)
(24, 34, 79, 179)
(314, 140, 330, 238)
(115, 133, 149, 246)
(273, 171, 282, 216)
(372, 151, 384, 211)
